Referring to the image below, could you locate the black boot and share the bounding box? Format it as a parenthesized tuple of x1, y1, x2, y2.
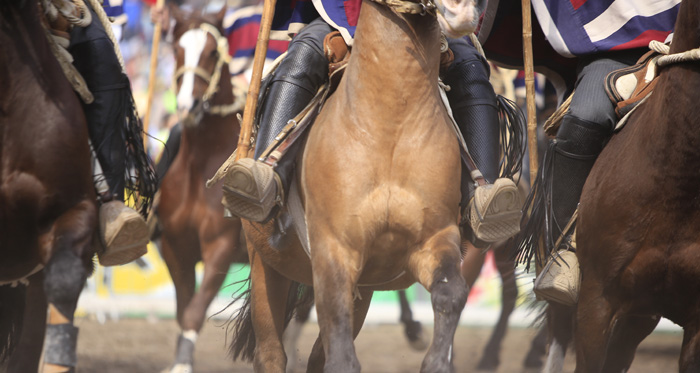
(444, 38, 521, 244)
(70, 3, 149, 265)
(532, 114, 611, 305)
(223, 19, 331, 222)
(549, 115, 610, 242)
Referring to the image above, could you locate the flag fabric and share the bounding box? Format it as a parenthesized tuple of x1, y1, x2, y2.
(103, 0, 128, 25)
(225, 5, 290, 77)
(271, 0, 362, 45)
(531, 0, 680, 57)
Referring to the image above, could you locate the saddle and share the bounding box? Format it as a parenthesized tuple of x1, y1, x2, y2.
(604, 49, 661, 119)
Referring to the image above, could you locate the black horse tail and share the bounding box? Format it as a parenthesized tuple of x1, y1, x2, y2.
(496, 95, 526, 181)
(0, 285, 27, 362)
(226, 277, 314, 361)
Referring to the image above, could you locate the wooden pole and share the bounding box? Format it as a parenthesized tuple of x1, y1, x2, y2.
(521, 0, 545, 274)
(142, 0, 166, 147)
(235, 0, 278, 161)
(521, 0, 538, 188)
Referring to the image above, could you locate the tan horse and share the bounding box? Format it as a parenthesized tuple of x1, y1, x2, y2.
(156, 6, 243, 371)
(229, 0, 485, 370)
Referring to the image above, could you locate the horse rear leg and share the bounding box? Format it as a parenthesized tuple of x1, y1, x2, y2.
(41, 201, 95, 373)
(307, 288, 374, 373)
(6, 272, 45, 373)
(284, 292, 314, 373)
(545, 302, 574, 373)
(398, 289, 428, 351)
(477, 241, 517, 371)
(410, 228, 468, 373)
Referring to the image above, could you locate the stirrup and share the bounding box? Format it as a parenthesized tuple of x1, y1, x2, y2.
(469, 178, 522, 243)
(222, 158, 282, 222)
(533, 249, 580, 306)
(97, 201, 149, 266)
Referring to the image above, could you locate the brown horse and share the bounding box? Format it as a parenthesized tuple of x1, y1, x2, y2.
(0, 1, 97, 372)
(156, 5, 244, 372)
(544, 0, 700, 371)
(228, 0, 485, 370)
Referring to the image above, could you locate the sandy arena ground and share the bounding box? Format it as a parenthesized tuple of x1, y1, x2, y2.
(75, 317, 683, 372)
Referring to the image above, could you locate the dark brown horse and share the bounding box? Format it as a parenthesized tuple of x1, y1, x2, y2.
(156, 5, 244, 372)
(545, 0, 700, 371)
(228, 0, 485, 370)
(0, 1, 97, 372)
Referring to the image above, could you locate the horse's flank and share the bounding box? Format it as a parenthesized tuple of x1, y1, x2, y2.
(0, 2, 96, 282)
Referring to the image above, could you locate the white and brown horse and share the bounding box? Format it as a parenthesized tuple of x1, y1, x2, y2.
(156, 5, 244, 372)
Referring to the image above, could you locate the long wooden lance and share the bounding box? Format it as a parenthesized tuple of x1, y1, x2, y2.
(235, 0, 278, 160)
(521, 0, 537, 187)
(142, 0, 166, 147)
(521, 0, 545, 273)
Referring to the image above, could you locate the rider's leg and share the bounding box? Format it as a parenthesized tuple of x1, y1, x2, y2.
(69, 2, 149, 266)
(223, 18, 332, 222)
(443, 38, 521, 244)
(533, 50, 644, 303)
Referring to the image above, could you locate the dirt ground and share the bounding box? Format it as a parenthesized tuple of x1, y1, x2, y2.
(75, 317, 683, 373)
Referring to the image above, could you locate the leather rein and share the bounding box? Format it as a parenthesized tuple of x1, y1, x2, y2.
(172, 22, 239, 121)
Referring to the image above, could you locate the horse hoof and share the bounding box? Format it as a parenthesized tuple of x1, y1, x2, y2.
(475, 356, 499, 371)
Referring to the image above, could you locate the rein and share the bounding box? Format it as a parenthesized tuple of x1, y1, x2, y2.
(173, 22, 240, 118)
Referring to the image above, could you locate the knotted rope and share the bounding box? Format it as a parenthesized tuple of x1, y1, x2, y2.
(650, 40, 700, 67)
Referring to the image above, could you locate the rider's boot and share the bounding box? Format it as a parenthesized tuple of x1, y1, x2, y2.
(222, 20, 331, 222)
(533, 115, 610, 305)
(70, 4, 149, 266)
(444, 39, 522, 244)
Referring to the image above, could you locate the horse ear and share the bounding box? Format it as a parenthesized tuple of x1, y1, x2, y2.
(215, 4, 226, 28)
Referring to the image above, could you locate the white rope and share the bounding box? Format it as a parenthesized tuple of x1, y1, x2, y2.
(649, 40, 700, 67)
(85, 0, 125, 72)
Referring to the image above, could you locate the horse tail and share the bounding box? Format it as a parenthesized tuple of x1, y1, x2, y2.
(496, 95, 526, 180)
(121, 91, 158, 218)
(0, 285, 27, 362)
(513, 142, 556, 271)
(226, 277, 314, 361)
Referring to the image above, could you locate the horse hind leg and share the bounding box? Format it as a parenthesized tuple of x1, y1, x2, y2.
(409, 229, 468, 373)
(545, 302, 575, 373)
(477, 242, 517, 371)
(398, 289, 428, 351)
